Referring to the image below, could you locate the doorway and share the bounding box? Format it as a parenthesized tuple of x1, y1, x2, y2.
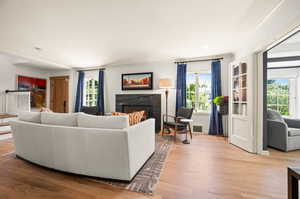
(50, 76, 69, 113)
(263, 30, 300, 152)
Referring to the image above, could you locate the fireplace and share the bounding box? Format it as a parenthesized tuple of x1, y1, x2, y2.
(116, 94, 161, 132)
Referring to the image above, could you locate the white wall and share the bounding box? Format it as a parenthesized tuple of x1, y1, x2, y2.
(0, 55, 51, 112)
(15, 65, 49, 79)
(0, 53, 78, 113)
(0, 50, 231, 135)
(0, 52, 233, 133)
(0, 51, 234, 134)
(105, 61, 177, 117)
(16, 65, 51, 111)
(103, 54, 233, 134)
(0, 55, 17, 112)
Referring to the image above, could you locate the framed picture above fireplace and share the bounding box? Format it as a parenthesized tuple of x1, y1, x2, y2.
(122, 72, 153, 90)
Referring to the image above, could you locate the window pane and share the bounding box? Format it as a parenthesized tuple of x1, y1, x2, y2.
(83, 75, 101, 107)
(186, 73, 211, 112)
(278, 96, 288, 105)
(268, 105, 277, 111)
(267, 95, 277, 105)
(278, 106, 289, 116)
(267, 79, 290, 115)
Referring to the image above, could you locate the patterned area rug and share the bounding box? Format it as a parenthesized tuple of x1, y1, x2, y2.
(87, 135, 173, 195)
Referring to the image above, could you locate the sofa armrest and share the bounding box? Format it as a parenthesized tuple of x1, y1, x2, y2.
(268, 119, 287, 128)
(284, 118, 300, 129)
(126, 118, 155, 179)
(267, 119, 288, 151)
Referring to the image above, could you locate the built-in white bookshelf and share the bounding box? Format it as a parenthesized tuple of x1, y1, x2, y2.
(228, 56, 255, 153)
(232, 63, 247, 116)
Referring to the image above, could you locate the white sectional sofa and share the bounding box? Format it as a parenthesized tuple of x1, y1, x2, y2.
(10, 112, 155, 181)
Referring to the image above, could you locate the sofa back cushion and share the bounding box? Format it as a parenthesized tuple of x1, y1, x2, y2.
(41, 112, 77, 127)
(267, 109, 284, 122)
(19, 112, 41, 123)
(77, 113, 129, 129)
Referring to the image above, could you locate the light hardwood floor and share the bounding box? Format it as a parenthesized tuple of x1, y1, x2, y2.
(1, 135, 300, 199)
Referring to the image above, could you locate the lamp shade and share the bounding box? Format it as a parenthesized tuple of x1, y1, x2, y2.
(159, 78, 173, 88)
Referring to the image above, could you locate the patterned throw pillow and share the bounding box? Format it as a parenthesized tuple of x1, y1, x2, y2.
(112, 112, 127, 116)
(112, 111, 145, 126)
(130, 111, 145, 125)
(40, 107, 53, 112)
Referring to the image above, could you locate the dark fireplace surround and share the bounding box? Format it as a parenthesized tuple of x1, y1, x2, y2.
(116, 94, 161, 132)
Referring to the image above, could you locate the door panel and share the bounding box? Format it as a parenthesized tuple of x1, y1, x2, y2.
(230, 117, 253, 152)
(228, 56, 256, 153)
(50, 76, 69, 113)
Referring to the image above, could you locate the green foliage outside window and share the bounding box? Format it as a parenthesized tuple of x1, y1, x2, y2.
(267, 79, 289, 116)
(186, 73, 211, 112)
(85, 79, 98, 107)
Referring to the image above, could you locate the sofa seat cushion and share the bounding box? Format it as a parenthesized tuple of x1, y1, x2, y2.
(77, 113, 129, 129)
(19, 112, 41, 123)
(41, 112, 77, 127)
(288, 128, 300, 137)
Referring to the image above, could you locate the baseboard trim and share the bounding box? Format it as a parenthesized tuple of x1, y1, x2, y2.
(260, 150, 270, 156)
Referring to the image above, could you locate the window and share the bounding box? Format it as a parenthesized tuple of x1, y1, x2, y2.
(186, 73, 212, 112)
(267, 79, 292, 116)
(83, 72, 99, 107)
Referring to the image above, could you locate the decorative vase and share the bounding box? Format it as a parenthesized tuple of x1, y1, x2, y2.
(217, 103, 228, 115)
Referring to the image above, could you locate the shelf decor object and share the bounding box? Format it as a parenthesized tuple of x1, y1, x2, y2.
(231, 63, 247, 116)
(213, 96, 229, 115)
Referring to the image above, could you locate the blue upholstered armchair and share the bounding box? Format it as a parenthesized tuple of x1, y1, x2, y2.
(267, 110, 300, 151)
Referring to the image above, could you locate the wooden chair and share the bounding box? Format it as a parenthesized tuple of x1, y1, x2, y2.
(81, 106, 101, 115)
(162, 107, 193, 141)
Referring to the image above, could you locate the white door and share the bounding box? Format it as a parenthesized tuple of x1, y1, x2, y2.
(228, 56, 256, 153)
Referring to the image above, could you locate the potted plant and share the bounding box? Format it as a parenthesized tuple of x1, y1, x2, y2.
(213, 96, 229, 115)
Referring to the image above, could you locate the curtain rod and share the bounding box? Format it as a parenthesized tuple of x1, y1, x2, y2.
(174, 57, 224, 64)
(77, 68, 106, 72)
(5, 89, 32, 93)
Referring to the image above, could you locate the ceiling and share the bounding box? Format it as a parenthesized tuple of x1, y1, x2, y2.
(0, 0, 284, 69)
(0, 52, 69, 70)
(269, 31, 300, 57)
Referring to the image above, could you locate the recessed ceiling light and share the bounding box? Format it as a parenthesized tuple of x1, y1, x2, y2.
(34, 47, 42, 51)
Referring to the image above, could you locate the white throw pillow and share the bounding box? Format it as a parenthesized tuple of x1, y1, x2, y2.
(77, 113, 129, 129)
(41, 112, 77, 127)
(18, 112, 41, 123)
